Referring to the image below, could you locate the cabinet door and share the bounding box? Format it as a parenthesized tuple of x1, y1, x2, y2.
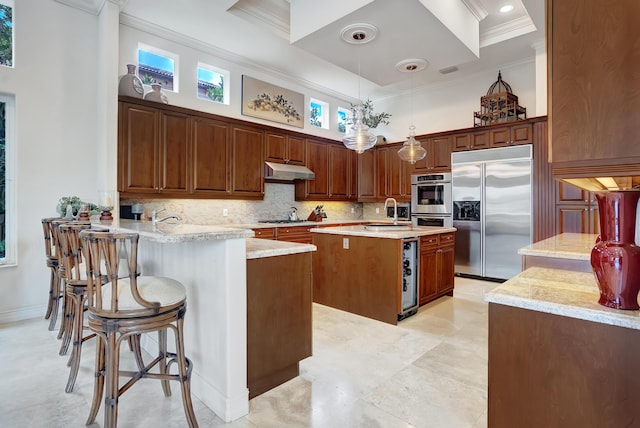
(419, 249, 439, 304)
(265, 133, 287, 163)
(328, 145, 349, 199)
(490, 124, 532, 148)
(376, 148, 389, 199)
(287, 136, 306, 165)
(160, 111, 190, 194)
(431, 136, 452, 170)
(192, 117, 230, 195)
(412, 139, 431, 171)
(388, 148, 404, 199)
(556, 181, 589, 204)
(349, 150, 358, 199)
(357, 149, 376, 201)
(437, 245, 455, 294)
(489, 127, 510, 148)
(471, 131, 490, 149)
(549, 0, 640, 170)
(555, 206, 590, 234)
(119, 103, 159, 193)
(231, 125, 264, 197)
(452, 134, 470, 151)
(297, 140, 329, 199)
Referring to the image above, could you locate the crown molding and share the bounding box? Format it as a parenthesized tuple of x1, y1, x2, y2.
(461, 0, 488, 21)
(54, 0, 128, 15)
(480, 15, 537, 48)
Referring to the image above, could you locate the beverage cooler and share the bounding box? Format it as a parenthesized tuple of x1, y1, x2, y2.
(399, 238, 419, 321)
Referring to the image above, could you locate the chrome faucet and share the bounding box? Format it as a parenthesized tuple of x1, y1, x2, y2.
(151, 208, 182, 225)
(384, 197, 398, 225)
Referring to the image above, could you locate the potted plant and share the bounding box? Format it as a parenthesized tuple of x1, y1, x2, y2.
(349, 99, 391, 129)
(349, 99, 391, 144)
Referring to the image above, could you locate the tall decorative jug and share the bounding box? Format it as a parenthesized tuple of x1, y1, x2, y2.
(590, 190, 640, 310)
(118, 64, 144, 98)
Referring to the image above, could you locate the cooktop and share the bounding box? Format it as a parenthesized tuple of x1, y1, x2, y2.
(258, 219, 306, 224)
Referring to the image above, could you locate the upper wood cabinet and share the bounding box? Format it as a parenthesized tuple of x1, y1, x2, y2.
(191, 116, 230, 196)
(118, 102, 190, 195)
(548, 0, 640, 176)
(376, 146, 412, 201)
(230, 125, 264, 198)
(413, 136, 452, 172)
(452, 130, 489, 152)
(357, 149, 376, 202)
(295, 141, 356, 201)
(265, 132, 306, 165)
(489, 123, 532, 148)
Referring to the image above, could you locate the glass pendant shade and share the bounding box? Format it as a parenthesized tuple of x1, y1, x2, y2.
(397, 125, 427, 164)
(342, 106, 377, 154)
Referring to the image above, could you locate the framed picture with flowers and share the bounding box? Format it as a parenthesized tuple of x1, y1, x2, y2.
(241, 75, 304, 128)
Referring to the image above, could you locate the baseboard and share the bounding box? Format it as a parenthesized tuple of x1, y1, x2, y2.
(0, 304, 47, 325)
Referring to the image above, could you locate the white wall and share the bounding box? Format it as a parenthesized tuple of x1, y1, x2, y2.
(0, 2, 101, 322)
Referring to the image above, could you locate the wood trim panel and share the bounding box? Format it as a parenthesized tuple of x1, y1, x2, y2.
(489, 303, 640, 427)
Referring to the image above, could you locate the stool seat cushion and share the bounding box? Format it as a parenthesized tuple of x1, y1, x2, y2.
(101, 276, 186, 312)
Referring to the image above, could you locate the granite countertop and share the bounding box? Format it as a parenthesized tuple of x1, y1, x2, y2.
(109, 219, 254, 243)
(485, 266, 640, 330)
(518, 233, 598, 260)
(246, 238, 316, 260)
(310, 225, 456, 239)
(236, 219, 377, 229)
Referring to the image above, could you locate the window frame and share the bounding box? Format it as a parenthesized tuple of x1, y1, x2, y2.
(0, 93, 16, 267)
(0, 0, 14, 68)
(137, 43, 179, 93)
(309, 98, 329, 130)
(337, 107, 351, 134)
(196, 62, 230, 105)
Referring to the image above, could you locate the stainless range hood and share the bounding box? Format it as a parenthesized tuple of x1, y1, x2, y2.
(265, 161, 315, 181)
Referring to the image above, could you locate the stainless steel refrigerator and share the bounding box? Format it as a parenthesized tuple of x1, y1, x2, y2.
(451, 145, 532, 281)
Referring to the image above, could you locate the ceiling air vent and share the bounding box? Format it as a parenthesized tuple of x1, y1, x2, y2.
(439, 66, 459, 75)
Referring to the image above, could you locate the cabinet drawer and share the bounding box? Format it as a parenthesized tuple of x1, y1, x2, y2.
(439, 232, 455, 247)
(252, 228, 276, 239)
(420, 234, 439, 250)
(277, 225, 313, 243)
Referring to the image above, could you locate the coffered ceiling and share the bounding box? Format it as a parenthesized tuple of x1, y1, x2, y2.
(58, 0, 545, 101)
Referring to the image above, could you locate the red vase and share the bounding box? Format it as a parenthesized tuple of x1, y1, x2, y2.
(590, 190, 640, 310)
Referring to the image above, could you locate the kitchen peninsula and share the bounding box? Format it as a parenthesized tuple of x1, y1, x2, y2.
(311, 225, 456, 325)
(485, 235, 640, 427)
(109, 219, 316, 422)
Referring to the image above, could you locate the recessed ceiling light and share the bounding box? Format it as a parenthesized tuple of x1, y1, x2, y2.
(395, 59, 428, 73)
(499, 4, 514, 13)
(340, 23, 378, 45)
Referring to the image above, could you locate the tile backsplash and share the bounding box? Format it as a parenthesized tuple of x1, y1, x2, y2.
(121, 183, 385, 224)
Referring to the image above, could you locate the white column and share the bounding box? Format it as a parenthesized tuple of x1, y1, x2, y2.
(531, 39, 547, 116)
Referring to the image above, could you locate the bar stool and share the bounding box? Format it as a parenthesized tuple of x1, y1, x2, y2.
(42, 217, 63, 331)
(80, 230, 198, 428)
(57, 221, 94, 392)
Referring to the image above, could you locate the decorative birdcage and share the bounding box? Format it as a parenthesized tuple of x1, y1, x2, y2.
(473, 71, 526, 126)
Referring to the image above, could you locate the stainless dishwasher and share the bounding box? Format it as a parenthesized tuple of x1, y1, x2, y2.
(399, 238, 419, 321)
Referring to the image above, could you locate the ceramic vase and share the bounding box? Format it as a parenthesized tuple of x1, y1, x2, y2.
(590, 190, 640, 310)
(118, 64, 144, 98)
(144, 83, 169, 104)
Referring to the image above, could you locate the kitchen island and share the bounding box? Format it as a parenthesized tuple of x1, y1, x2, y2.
(485, 250, 640, 426)
(109, 220, 315, 422)
(518, 232, 598, 272)
(311, 225, 456, 325)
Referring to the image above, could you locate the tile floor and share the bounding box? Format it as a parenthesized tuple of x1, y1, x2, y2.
(0, 277, 499, 428)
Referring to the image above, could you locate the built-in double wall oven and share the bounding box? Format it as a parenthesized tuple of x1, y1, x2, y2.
(411, 173, 452, 228)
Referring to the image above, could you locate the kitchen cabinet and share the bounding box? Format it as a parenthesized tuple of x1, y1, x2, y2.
(548, 0, 640, 177)
(251, 228, 276, 240)
(118, 102, 190, 195)
(357, 149, 377, 202)
(555, 181, 599, 234)
(276, 225, 315, 244)
(419, 232, 455, 306)
(247, 251, 312, 398)
(265, 132, 306, 165)
(452, 130, 489, 152)
(191, 116, 230, 195)
(376, 146, 412, 201)
(489, 123, 532, 148)
(412, 136, 452, 172)
(230, 124, 264, 198)
(296, 141, 355, 201)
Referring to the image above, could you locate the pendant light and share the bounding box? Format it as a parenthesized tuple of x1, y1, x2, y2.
(396, 60, 427, 164)
(341, 24, 378, 154)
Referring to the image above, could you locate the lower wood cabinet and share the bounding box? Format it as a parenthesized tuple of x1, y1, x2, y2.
(247, 252, 312, 398)
(419, 232, 455, 306)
